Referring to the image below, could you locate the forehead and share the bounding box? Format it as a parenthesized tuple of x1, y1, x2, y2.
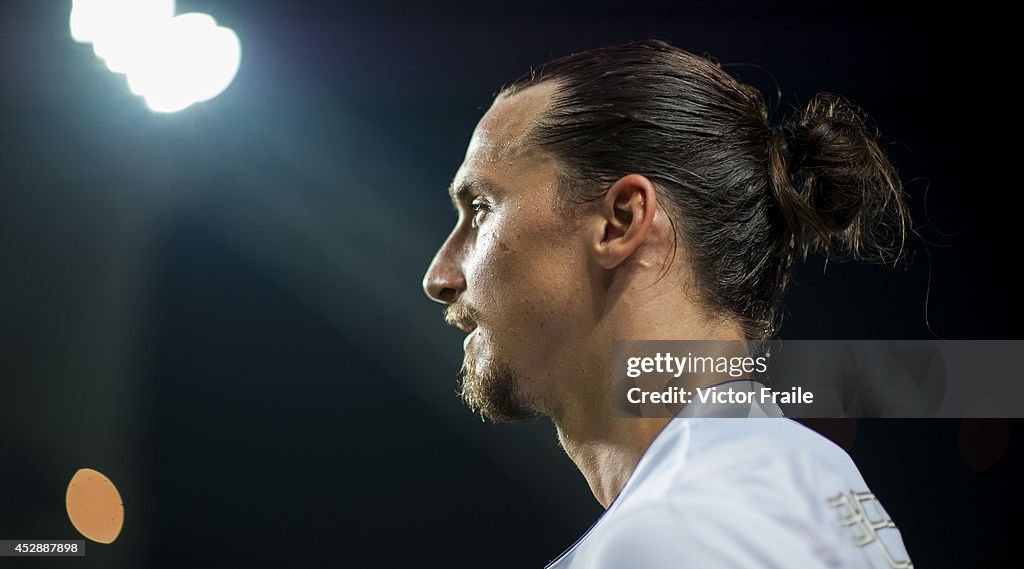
(454, 82, 559, 188)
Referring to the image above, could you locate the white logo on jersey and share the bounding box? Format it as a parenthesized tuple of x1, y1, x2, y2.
(828, 490, 914, 569)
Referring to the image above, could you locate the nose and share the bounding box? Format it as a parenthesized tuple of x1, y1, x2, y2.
(422, 234, 466, 305)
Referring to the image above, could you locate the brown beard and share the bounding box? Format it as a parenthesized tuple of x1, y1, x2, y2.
(458, 352, 540, 422)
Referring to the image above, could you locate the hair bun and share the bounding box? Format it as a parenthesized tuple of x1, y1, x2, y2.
(767, 92, 909, 265)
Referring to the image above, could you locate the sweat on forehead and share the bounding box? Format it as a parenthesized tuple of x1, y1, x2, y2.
(471, 82, 559, 161)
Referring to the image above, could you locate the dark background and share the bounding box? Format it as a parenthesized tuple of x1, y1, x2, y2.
(1, 0, 1019, 567)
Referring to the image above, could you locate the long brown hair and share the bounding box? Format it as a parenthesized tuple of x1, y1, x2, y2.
(500, 38, 911, 339)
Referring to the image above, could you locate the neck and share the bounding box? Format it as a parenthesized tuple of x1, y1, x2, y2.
(550, 297, 744, 509)
(555, 415, 671, 508)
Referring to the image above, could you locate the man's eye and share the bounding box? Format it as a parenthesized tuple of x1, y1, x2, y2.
(470, 197, 490, 226)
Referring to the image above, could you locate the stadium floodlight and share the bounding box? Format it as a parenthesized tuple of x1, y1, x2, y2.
(69, 0, 240, 113)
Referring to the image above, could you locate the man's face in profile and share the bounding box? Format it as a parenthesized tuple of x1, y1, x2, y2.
(422, 82, 596, 422)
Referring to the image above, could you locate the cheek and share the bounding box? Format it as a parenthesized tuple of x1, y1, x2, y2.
(466, 218, 589, 338)
(463, 225, 523, 309)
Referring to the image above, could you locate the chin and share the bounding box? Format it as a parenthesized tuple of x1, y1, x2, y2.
(458, 353, 540, 422)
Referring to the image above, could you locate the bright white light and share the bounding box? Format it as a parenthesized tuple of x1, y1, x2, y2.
(126, 13, 242, 113)
(69, 0, 241, 113)
(90, 0, 175, 74)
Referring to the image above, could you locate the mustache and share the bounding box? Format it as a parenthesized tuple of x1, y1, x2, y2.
(444, 303, 480, 327)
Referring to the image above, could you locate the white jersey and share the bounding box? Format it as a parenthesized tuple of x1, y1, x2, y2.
(546, 381, 914, 569)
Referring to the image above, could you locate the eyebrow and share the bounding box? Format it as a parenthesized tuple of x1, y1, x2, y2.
(448, 178, 504, 206)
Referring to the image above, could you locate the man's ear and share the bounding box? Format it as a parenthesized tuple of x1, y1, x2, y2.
(589, 174, 657, 269)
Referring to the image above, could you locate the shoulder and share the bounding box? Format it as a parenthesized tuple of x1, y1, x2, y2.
(611, 420, 862, 556)
(640, 417, 864, 502)
(585, 493, 853, 569)
(599, 418, 910, 569)
(553, 419, 914, 569)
